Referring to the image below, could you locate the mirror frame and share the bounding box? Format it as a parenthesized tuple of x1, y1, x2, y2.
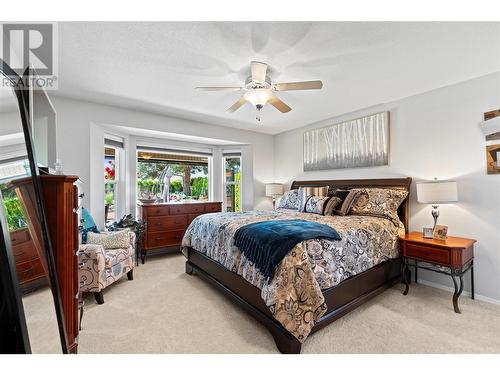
(0, 59, 69, 354)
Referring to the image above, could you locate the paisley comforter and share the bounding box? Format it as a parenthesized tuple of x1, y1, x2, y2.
(181, 209, 404, 343)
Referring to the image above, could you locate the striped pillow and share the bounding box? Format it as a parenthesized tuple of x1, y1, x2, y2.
(334, 189, 361, 216)
(323, 196, 342, 216)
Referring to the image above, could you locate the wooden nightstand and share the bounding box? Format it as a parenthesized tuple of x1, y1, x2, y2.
(399, 232, 476, 313)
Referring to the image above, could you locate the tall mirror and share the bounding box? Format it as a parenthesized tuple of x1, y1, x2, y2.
(0, 64, 66, 353)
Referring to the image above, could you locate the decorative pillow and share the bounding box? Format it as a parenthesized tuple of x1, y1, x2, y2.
(277, 189, 299, 210)
(350, 188, 409, 224)
(86, 230, 130, 250)
(323, 196, 342, 216)
(304, 196, 331, 215)
(297, 186, 329, 212)
(332, 189, 350, 202)
(334, 189, 361, 216)
(80, 207, 99, 244)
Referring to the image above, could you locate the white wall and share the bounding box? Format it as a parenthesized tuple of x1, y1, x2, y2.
(274, 72, 500, 303)
(51, 97, 275, 227)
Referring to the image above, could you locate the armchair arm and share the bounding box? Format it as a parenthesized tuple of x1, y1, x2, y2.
(78, 244, 107, 292)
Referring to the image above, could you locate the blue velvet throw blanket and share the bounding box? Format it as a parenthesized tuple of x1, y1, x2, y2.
(233, 219, 341, 279)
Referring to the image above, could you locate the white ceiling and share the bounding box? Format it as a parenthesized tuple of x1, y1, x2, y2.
(56, 22, 500, 135)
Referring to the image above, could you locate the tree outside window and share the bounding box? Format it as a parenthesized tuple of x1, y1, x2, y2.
(137, 151, 209, 202)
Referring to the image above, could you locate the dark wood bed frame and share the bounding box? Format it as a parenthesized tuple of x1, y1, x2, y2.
(185, 177, 412, 354)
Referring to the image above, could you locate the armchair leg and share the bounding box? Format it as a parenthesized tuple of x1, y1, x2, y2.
(127, 269, 134, 281)
(94, 291, 104, 305)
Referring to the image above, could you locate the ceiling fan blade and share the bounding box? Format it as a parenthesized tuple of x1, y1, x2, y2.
(226, 97, 247, 113)
(268, 96, 292, 113)
(273, 80, 323, 91)
(195, 86, 242, 91)
(251, 61, 268, 82)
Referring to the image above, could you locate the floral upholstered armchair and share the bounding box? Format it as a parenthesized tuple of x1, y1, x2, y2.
(78, 230, 136, 304)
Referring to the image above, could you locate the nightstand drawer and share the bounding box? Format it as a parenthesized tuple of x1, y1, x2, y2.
(406, 243, 450, 264)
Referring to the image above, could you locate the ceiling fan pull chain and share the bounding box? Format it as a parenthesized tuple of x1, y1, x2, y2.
(256, 104, 263, 122)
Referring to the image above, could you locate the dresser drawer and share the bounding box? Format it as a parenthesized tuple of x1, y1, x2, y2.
(204, 203, 222, 213)
(12, 241, 38, 264)
(16, 259, 46, 283)
(406, 243, 450, 264)
(147, 215, 188, 232)
(169, 204, 204, 215)
(146, 206, 170, 217)
(147, 230, 185, 248)
(10, 228, 30, 245)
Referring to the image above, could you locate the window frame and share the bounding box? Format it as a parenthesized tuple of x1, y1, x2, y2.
(104, 138, 125, 225)
(222, 154, 242, 212)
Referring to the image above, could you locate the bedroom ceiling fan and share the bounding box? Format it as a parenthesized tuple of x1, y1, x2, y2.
(195, 61, 323, 122)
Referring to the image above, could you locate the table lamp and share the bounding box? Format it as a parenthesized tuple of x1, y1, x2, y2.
(416, 178, 458, 229)
(265, 183, 284, 209)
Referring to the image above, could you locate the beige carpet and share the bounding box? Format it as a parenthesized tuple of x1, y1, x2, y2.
(69, 253, 500, 353)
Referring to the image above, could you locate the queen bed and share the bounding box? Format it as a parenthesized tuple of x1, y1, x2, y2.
(182, 178, 412, 354)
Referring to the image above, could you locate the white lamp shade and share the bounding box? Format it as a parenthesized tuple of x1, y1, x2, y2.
(265, 183, 284, 197)
(417, 181, 458, 204)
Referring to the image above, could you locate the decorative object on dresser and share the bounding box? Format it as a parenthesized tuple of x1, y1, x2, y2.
(138, 201, 222, 264)
(422, 227, 434, 239)
(400, 232, 476, 314)
(433, 225, 449, 240)
(303, 111, 389, 171)
(416, 179, 458, 230)
(265, 183, 284, 209)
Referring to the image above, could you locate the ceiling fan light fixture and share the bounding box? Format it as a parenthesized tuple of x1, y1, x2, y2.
(244, 89, 272, 107)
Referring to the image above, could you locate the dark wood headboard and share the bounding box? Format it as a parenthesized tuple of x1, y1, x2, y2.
(290, 177, 412, 232)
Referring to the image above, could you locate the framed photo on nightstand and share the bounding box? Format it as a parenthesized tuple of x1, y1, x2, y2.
(433, 225, 449, 240)
(423, 227, 434, 238)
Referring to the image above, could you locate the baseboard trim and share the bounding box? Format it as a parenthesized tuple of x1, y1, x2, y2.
(417, 279, 500, 306)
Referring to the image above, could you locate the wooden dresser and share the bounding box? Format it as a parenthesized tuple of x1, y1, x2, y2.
(10, 228, 47, 294)
(12, 175, 80, 353)
(40, 175, 80, 353)
(137, 201, 222, 263)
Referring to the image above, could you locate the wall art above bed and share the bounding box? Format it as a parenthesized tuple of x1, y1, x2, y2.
(303, 111, 390, 171)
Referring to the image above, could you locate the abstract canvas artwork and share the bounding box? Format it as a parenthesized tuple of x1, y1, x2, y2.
(303, 111, 389, 171)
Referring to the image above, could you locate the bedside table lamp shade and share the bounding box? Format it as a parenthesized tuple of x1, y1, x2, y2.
(417, 180, 458, 229)
(265, 183, 284, 209)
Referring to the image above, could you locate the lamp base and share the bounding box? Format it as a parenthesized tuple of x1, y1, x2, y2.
(431, 205, 440, 230)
